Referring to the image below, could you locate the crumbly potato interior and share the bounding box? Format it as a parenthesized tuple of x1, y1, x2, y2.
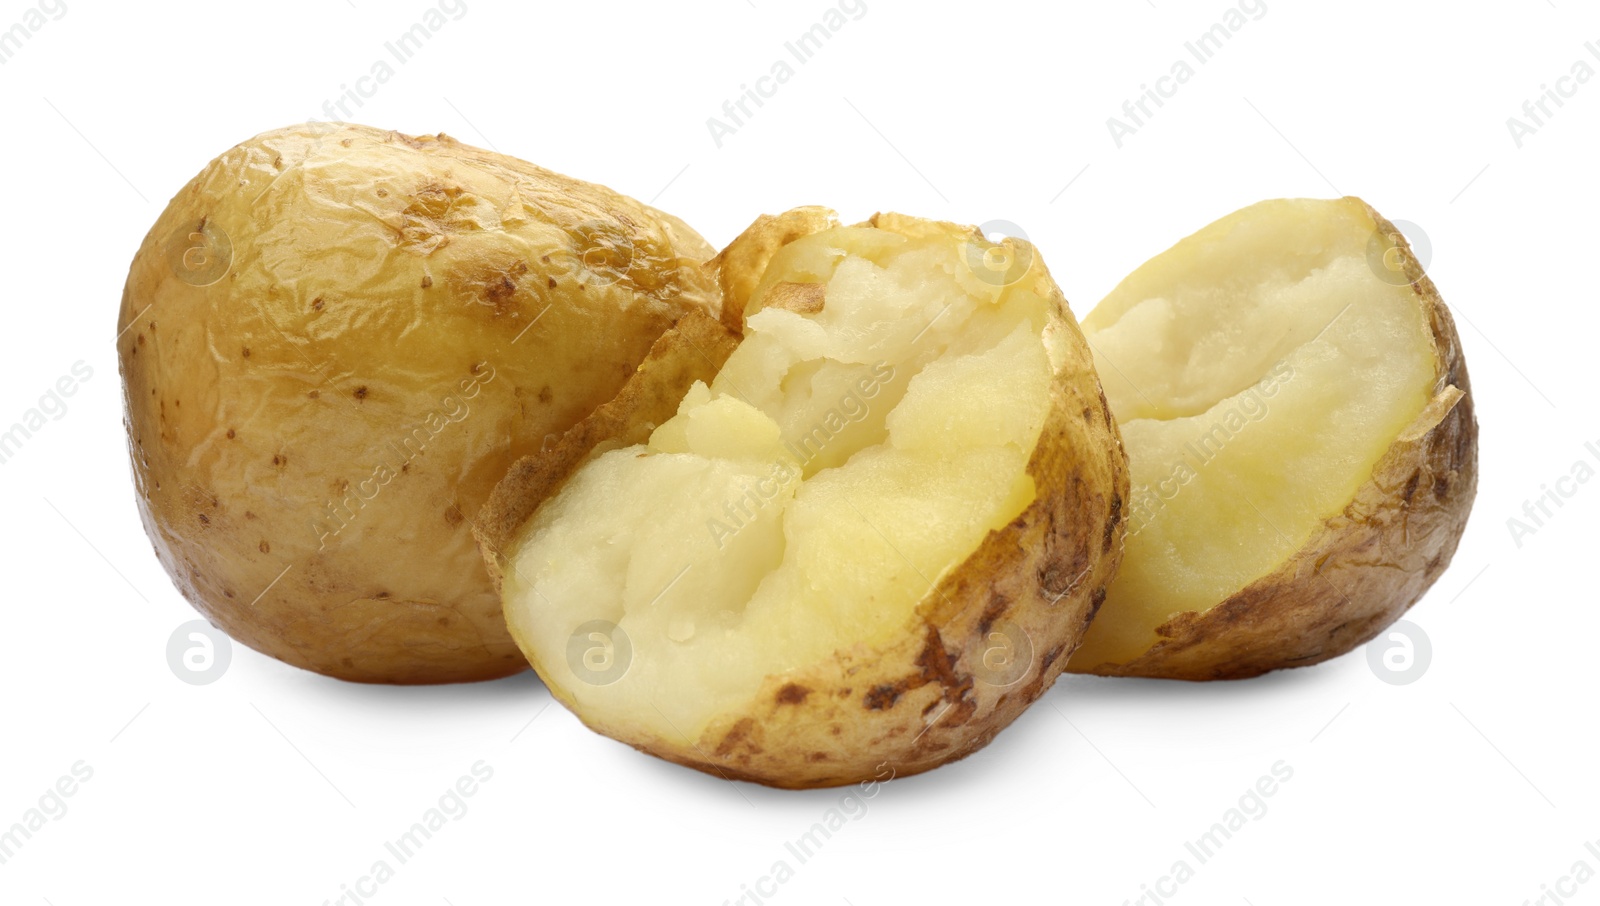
(1071, 198, 1437, 667)
(503, 225, 1054, 738)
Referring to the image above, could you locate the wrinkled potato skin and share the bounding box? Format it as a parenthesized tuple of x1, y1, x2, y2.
(120, 123, 719, 684)
(1069, 204, 1477, 681)
(488, 211, 1130, 788)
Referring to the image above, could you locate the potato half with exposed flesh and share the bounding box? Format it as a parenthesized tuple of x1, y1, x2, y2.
(119, 123, 719, 684)
(1066, 197, 1477, 681)
(483, 210, 1128, 788)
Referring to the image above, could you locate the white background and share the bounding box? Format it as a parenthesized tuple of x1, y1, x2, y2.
(1, 1, 1595, 904)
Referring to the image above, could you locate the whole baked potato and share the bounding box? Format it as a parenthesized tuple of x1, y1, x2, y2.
(1066, 197, 1478, 680)
(479, 209, 1129, 788)
(119, 123, 720, 684)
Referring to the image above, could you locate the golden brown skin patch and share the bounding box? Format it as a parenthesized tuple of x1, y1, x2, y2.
(704, 206, 839, 333)
(1068, 203, 1478, 681)
(765, 281, 827, 315)
(120, 123, 719, 684)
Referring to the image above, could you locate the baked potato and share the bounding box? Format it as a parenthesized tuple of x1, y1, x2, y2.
(480, 209, 1129, 788)
(1066, 197, 1478, 680)
(119, 122, 720, 684)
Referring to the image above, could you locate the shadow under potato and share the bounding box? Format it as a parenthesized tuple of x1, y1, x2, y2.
(276, 659, 548, 707)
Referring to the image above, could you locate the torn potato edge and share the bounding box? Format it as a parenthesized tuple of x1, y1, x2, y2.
(1068, 201, 1479, 681)
(477, 211, 1131, 788)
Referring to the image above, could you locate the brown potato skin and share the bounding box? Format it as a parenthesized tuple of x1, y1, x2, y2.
(488, 211, 1130, 788)
(1069, 203, 1478, 681)
(119, 123, 719, 684)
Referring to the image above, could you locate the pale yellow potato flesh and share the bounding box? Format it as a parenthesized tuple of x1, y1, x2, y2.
(1069, 197, 1449, 672)
(508, 225, 1049, 739)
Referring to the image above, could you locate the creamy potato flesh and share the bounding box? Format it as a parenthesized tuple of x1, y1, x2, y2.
(1069, 198, 1437, 668)
(505, 224, 1056, 738)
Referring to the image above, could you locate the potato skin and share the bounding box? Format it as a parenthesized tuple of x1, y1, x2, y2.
(488, 211, 1129, 788)
(119, 123, 719, 684)
(1068, 203, 1478, 680)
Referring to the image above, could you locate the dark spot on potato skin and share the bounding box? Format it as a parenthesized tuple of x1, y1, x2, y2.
(354, 386, 368, 401)
(197, 513, 210, 525)
(866, 627, 977, 718)
(1432, 475, 1451, 502)
(714, 718, 760, 758)
(1103, 492, 1123, 553)
(977, 592, 1009, 637)
(1401, 470, 1421, 504)
(308, 390, 320, 399)
(806, 752, 829, 763)
(241, 346, 251, 358)
(776, 683, 811, 705)
(537, 385, 553, 404)
(258, 540, 270, 553)
(1075, 586, 1109, 633)
(443, 505, 464, 527)
(420, 274, 432, 288)
(1039, 645, 1065, 673)
(226, 429, 235, 439)
(547, 277, 557, 289)
(865, 683, 904, 711)
(312, 296, 324, 311)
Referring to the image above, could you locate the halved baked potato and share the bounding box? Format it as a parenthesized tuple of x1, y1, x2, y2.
(479, 209, 1128, 788)
(1066, 197, 1478, 680)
